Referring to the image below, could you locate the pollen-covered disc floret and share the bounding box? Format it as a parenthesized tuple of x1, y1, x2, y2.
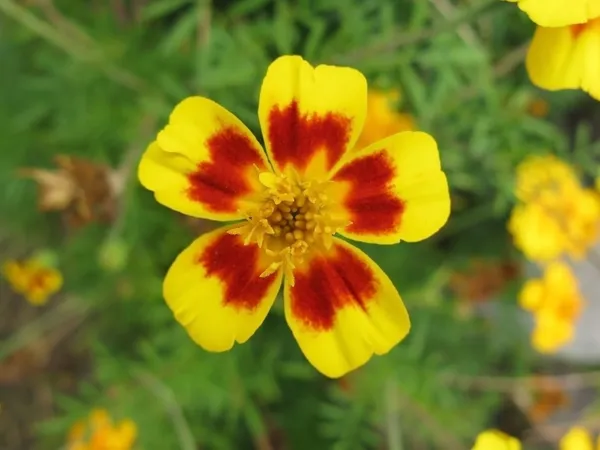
(229, 170, 349, 285)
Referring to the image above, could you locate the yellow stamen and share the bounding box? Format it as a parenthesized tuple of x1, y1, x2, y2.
(229, 171, 350, 282)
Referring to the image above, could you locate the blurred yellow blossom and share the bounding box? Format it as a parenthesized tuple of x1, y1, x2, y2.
(560, 426, 597, 450)
(509, 154, 600, 262)
(471, 429, 521, 450)
(67, 408, 137, 450)
(1, 257, 62, 306)
(520, 262, 583, 353)
(354, 88, 414, 150)
(514, 155, 579, 203)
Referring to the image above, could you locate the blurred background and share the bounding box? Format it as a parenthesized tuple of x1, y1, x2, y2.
(1, 0, 600, 449)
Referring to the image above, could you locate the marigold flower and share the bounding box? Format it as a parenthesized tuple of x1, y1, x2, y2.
(560, 426, 597, 450)
(508, 0, 600, 27)
(520, 262, 583, 353)
(509, 155, 600, 262)
(1, 258, 62, 305)
(354, 89, 414, 150)
(526, 18, 600, 101)
(471, 429, 521, 450)
(67, 408, 137, 450)
(514, 154, 580, 203)
(138, 55, 450, 378)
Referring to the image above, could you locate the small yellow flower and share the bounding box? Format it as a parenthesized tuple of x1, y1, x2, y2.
(531, 310, 575, 353)
(472, 429, 521, 450)
(2, 258, 62, 306)
(560, 426, 597, 450)
(520, 262, 583, 353)
(354, 88, 415, 150)
(509, 202, 568, 261)
(526, 18, 600, 101)
(509, 155, 600, 262)
(508, 0, 600, 27)
(67, 408, 137, 450)
(138, 55, 450, 378)
(514, 154, 580, 204)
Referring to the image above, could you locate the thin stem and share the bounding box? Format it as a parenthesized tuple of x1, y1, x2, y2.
(0, 297, 90, 361)
(334, 0, 498, 64)
(0, 0, 146, 91)
(135, 370, 196, 450)
(385, 379, 404, 450)
(441, 369, 600, 393)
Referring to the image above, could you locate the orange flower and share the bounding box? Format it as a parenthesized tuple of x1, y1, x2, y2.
(354, 89, 414, 150)
(67, 408, 137, 450)
(2, 257, 62, 305)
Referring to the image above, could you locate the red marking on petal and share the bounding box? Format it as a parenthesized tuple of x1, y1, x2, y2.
(267, 101, 351, 172)
(29, 271, 50, 290)
(187, 127, 264, 213)
(570, 23, 587, 38)
(290, 245, 377, 331)
(199, 233, 279, 310)
(333, 150, 405, 235)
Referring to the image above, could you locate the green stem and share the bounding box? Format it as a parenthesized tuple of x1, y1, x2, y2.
(0, 0, 146, 91)
(334, 0, 499, 64)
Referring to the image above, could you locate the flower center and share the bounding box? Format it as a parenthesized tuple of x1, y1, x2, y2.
(229, 170, 348, 285)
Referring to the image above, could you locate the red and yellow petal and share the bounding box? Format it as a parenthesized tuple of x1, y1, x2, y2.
(330, 132, 450, 244)
(526, 21, 600, 101)
(258, 55, 367, 178)
(163, 226, 283, 352)
(508, 0, 600, 27)
(138, 97, 270, 221)
(284, 238, 410, 378)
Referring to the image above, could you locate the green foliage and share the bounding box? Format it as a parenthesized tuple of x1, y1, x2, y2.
(1, 0, 599, 449)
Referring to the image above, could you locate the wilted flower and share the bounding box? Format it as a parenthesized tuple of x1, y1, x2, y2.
(354, 88, 415, 150)
(2, 257, 62, 305)
(471, 429, 521, 450)
(138, 55, 450, 378)
(519, 262, 583, 353)
(527, 377, 570, 423)
(67, 408, 137, 450)
(20, 154, 119, 229)
(527, 97, 550, 118)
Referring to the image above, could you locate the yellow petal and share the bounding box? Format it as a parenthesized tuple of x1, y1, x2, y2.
(164, 225, 283, 352)
(258, 55, 367, 178)
(560, 426, 594, 450)
(526, 21, 600, 101)
(508, 202, 567, 262)
(331, 132, 450, 244)
(471, 429, 521, 450)
(531, 311, 574, 353)
(519, 279, 544, 312)
(509, 0, 600, 27)
(138, 97, 270, 220)
(284, 238, 410, 378)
